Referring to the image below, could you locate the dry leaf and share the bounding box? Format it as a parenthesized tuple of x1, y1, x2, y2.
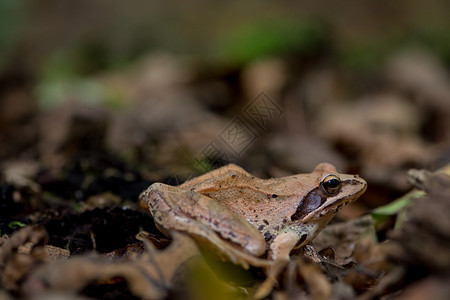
(0, 226, 49, 291)
(22, 231, 202, 299)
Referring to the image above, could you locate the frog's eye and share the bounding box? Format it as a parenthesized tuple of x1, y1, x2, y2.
(320, 174, 341, 195)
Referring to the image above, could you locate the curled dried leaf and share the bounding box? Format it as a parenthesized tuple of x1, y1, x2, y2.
(22, 231, 202, 299)
(0, 226, 49, 291)
(389, 169, 450, 272)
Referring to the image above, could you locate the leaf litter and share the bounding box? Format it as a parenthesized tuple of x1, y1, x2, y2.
(1, 44, 450, 299)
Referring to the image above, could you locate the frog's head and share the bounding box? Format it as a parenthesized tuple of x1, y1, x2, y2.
(290, 163, 367, 239)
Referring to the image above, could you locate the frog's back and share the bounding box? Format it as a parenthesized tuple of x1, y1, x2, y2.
(181, 164, 255, 192)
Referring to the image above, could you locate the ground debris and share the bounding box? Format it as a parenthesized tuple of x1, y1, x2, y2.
(0, 226, 49, 291)
(363, 167, 450, 299)
(21, 231, 202, 299)
(389, 168, 450, 272)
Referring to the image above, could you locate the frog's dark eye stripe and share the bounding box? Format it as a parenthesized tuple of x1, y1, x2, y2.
(320, 174, 341, 195)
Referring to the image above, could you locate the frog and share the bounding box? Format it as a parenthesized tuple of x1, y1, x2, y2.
(139, 163, 367, 295)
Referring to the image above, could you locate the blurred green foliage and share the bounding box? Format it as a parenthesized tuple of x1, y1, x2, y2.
(1, 1, 449, 101)
(0, 1, 26, 68)
(408, 26, 450, 64)
(337, 25, 450, 72)
(215, 19, 327, 64)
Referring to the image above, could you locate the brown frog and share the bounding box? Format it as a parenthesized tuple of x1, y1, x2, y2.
(140, 163, 367, 295)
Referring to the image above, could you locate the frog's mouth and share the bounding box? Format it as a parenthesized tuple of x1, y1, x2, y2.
(291, 178, 367, 223)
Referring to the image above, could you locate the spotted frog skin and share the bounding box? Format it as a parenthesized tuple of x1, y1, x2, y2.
(139, 163, 367, 271)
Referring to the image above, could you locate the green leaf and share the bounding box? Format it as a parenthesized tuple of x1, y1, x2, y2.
(371, 190, 426, 227)
(8, 221, 26, 229)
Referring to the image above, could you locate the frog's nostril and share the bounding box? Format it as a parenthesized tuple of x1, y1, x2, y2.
(349, 179, 361, 185)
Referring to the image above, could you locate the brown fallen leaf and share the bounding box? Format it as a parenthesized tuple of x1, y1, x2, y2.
(298, 256, 332, 300)
(356, 266, 405, 300)
(393, 273, 450, 300)
(0, 226, 49, 291)
(102, 241, 146, 259)
(312, 215, 391, 295)
(266, 254, 336, 300)
(79, 192, 122, 212)
(316, 95, 436, 190)
(389, 168, 450, 272)
(385, 48, 450, 113)
(17, 242, 69, 261)
(360, 166, 450, 299)
(313, 215, 377, 262)
(344, 236, 390, 293)
(22, 231, 203, 299)
(46, 245, 70, 260)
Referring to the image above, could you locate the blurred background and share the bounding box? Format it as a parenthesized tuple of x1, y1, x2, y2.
(1, 0, 450, 228)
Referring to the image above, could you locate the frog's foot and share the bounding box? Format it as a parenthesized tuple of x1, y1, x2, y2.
(253, 230, 301, 298)
(253, 258, 288, 299)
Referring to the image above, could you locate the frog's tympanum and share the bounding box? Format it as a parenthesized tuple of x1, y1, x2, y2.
(140, 163, 367, 295)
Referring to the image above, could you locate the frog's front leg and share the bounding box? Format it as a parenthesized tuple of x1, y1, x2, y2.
(254, 229, 304, 298)
(141, 183, 270, 269)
